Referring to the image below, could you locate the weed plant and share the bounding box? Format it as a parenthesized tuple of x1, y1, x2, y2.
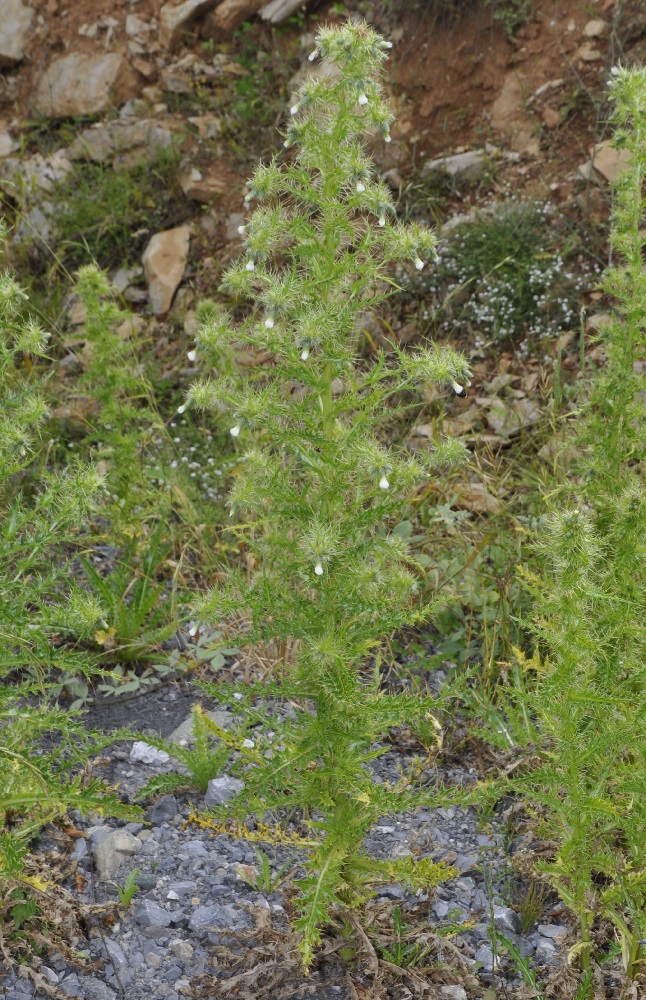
(0, 237, 134, 894)
(495, 67, 646, 989)
(185, 21, 471, 964)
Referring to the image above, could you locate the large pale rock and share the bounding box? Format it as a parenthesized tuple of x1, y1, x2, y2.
(0, 0, 32, 67)
(203, 0, 264, 35)
(260, 0, 306, 23)
(160, 0, 218, 47)
(33, 53, 137, 119)
(590, 141, 631, 183)
(93, 829, 142, 880)
(142, 225, 191, 315)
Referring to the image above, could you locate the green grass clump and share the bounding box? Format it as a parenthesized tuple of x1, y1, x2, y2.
(54, 145, 186, 271)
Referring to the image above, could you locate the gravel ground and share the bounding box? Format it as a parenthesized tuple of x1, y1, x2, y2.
(0, 670, 577, 1000)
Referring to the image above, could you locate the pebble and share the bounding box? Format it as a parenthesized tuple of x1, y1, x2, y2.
(204, 774, 245, 807)
(130, 741, 171, 765)
(135, 900, 173, 930)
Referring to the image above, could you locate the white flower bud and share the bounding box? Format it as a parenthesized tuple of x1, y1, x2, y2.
(378, 217, 385, 227)
(189, 626, 197, 637)
(308, 50, 318, 61)
(245, 260, 255, 271)
(300, 348, 309, 361)
(356, 181, 365, 193)
(290, 104, 299, 115)
(384, 134, 391, 143)
(237, 225, 246, 235)
(187, 349, 196, 361)
(314, 562, 323, 576)
(384, 40, 393, 48)
(265, 317, 275, 328)
(414, 257, 424, 270)
(379, 476, 390, 490)
(358, 93, 368, 105)
(451, 380, 466, 397)
(230, 424, 241, 437)
(177, 404, 186, 414)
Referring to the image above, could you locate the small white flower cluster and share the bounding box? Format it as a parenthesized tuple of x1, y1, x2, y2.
(404, 199, 600, 346)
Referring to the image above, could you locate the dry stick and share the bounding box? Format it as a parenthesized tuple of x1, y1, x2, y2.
(348, 911, 381, 981)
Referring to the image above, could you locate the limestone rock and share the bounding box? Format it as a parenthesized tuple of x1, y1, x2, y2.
(93, 829, 142, 880)
(33, 53, 137, 119)
(179, 162, 238, 202)
(424, 149, 489, 182)
(590, 142, 631, 184)
(583, 18, 607, 37)
(160, 0, 218, 47)
(260, 0, 306, 24)
(67, 119, 181, 165)
(142, 225, 191, 315)
(203, 0, 265, 35)
(0, 0, 32, 67)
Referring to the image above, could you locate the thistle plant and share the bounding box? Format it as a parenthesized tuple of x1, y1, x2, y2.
(186, 22, 469, 963)
(507, 67, 646, 988)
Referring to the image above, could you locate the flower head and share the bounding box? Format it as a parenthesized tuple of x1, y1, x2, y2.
(230, 424, 241, 437)
(379, 475, 390, 490)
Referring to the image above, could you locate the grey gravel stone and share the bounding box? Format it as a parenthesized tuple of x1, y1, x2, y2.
(168, 879, 196, 899)
(474, 944, 495, 970)
(136, 873, 158, 890)
(135, 900, 172, 930)
(204, 774, 245, 807)
(377, 883, 405, 900)
(59, 973, 83, 997)
(146, 794, 178, 824)
(81, 978, 117, 1000)
(538, 922, 569, 943)
(104, 938, 128, 976)
(188, 903, 252, 937)
(535, 939, 559, 964)
(493, 904, 521, 935)
(71, 838, 88, 861)
(169, 939, 193, 961)
(178, 838, 209, 858)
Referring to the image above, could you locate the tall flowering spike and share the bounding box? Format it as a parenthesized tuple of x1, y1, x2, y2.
(192, 20, 464, 967)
